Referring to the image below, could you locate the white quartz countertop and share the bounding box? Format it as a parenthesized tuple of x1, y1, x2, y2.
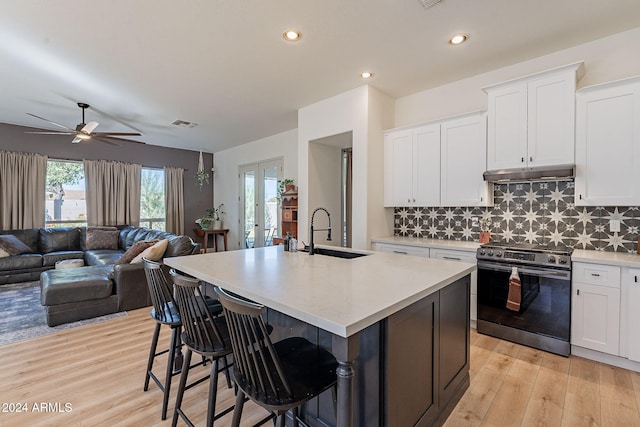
(371, 236, 481, 252)
(572, 249, 640, 268)
(165, 245, 475, 338)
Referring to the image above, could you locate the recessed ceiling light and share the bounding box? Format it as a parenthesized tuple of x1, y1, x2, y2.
(449, 34, 469, 45)
(283, 30, 302, 42)
(360, 72, 374, 79)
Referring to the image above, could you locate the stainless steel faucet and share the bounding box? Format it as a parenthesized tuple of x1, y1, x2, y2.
(309, 207, 331, 255)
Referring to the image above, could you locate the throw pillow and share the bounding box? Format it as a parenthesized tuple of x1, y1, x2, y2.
(86, 229, 120, 250)
(0, 247, 10, 258)
(0, 235, 33, 255)
(85, 226, 118, 249)
(131, 239, 169, 263)
(115, 240, 158, 265)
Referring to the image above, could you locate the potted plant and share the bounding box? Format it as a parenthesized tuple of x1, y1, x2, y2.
(277, 178, 295, 205)
(195, 215, 212, 230)
(206, 203, 225, 229)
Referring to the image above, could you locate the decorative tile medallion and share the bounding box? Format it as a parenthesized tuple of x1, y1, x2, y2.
(393, 179, 639, 253)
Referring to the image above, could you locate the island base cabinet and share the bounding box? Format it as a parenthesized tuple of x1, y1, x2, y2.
(264, 275, 471, 427)
(387, 275, 470, 427)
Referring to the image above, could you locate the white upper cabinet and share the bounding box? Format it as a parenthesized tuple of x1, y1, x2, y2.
(384, 112, 491, 207)
(384, 124, 440, 207)
(440, 113, 492, 206)
(484, 62, 584, 171)
(574, 76, 640, 206)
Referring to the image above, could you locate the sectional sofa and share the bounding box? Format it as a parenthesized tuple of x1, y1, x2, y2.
(0, 225, 200, 325)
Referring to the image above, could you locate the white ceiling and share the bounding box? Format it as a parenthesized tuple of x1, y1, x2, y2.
(1, 0, 639, 153)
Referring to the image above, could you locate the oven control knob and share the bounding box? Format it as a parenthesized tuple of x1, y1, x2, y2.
(479, 249, 486, 255)
(548, 255, 556, 264)
(559, 257, 568, 264)
(496, 251, 502, 257)
(487, 250, 494, 256)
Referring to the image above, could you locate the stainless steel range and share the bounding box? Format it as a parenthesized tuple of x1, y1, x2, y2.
(476, 242, 573, 356)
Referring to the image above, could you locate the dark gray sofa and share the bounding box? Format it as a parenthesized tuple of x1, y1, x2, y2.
(0, 225, 200, 325)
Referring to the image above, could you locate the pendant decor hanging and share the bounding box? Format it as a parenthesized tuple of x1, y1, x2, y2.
(195, 151, 209, 190)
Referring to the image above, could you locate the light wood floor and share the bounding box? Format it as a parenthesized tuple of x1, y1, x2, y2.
(1, 309, 640, 427)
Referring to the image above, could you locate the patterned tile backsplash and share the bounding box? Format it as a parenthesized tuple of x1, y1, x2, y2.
(394, 179, 640, 253)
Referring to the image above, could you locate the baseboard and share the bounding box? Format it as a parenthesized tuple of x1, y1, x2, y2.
(571, 345, 640, 373)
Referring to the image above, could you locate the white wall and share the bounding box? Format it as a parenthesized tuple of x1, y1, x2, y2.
(297, 85, 394, 249)
(213, 129, 298, 250)
(308, 140, 343, 247)
(395, 27, 640, 128)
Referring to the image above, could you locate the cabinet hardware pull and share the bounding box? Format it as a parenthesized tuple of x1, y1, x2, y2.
(577, 289, 580, 296)
(529, 156, 533, 162)
(443, 256, 461, 261)
(393, 250, 408, 255)
(480, 197, 483, 202)
(521, 157, 524, 163)
(591, 273, 600, 277)
(635, 276, 638, 283)
(579, 194, 583, 200)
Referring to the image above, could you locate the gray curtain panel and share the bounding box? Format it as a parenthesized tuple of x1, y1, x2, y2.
(83, 159, 141, 227)
(0, 150, 47, 229)
(164, 166, 184, 235)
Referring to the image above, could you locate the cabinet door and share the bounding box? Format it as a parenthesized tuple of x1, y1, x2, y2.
(384, 130, 414, 206)
(575, 79, 640, 205)
(527, 72, 576, 166)
(413, 124, 441, 206)
(486, 83, 528, 170)
(625, 268, 640, 362)
(571, 282, 620, 355)
(441, 114, 491, 206)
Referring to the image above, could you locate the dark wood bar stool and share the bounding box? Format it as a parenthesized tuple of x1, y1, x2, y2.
(170, 270, 234, 427)
(214, 286, 338, 427)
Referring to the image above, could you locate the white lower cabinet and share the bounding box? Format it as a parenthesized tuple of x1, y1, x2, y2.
(372, 242, 430, 258)
(430, 249, 478, 322)
(571, 262, 621, 355)
(623, 268, 640, 362)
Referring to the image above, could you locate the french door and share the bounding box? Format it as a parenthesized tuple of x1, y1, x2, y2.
(240, 159, 282, 248)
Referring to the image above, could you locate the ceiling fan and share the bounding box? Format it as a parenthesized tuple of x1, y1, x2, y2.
(25, 102, 144, 146)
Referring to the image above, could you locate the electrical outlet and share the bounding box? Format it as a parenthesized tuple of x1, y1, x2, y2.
(471, 217, 479, 227)
(610, 219, 621, 233)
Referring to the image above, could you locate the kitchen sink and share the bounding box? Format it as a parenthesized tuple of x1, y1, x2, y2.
(311, 247, 369, 259)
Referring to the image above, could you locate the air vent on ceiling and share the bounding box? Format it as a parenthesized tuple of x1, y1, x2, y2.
(417, 0, 443, 9)
(172, 119, 198, 128)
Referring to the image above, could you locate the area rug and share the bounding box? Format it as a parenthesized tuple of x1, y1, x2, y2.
(0, 281, 126, 346)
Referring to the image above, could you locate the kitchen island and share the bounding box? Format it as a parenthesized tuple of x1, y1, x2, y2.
(165, 245, 475, 427)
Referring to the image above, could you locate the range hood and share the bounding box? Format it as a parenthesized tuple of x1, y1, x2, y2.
(483, 164, 575, 182)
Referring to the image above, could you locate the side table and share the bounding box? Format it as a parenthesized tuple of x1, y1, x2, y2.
(193, 228, 229, 253)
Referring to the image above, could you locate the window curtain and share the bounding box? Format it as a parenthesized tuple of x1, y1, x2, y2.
(84, 159, 141, 226)
(0, 150, 47, 229)
(164, 166, 184, 235)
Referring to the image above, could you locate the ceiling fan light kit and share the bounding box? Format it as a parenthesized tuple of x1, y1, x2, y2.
(25, 102, 144, 146)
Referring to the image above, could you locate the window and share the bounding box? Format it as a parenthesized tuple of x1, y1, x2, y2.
(140, 168, 165, 230)
(45, 160, 87, 228)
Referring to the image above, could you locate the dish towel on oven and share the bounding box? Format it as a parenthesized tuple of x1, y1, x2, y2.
(506, 266, 521, 311)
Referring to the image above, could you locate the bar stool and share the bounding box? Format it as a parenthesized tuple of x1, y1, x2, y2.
(214, 286, 338, 427)
(170, 270, 235, 427)
(142, 259, 224, 420)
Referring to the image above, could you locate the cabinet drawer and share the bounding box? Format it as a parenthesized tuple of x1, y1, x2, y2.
(430, 249, 476, 264)
(373, 243, 430, 258)
(573, 263, 621, 288)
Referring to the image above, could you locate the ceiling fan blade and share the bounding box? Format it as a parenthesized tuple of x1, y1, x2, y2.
(82, 121, 100, 134)
(72, 136, 83, 144)
(25, 113, 76, 132)
(92, 132, 142, 137)
(24, 131, 75, 135)
(92, 135, 145, 145)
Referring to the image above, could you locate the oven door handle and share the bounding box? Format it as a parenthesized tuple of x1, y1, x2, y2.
(477, 261, 571, 280)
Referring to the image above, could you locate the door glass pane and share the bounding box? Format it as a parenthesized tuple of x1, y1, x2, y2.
(243, 170, 255, 248)
(263, 166, 279, 246)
